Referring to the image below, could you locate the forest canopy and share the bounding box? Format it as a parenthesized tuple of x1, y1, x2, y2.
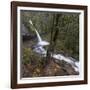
(21, 10, 79, 60)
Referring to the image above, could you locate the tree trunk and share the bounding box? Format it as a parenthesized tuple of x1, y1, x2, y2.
(46, 14, 60, 64)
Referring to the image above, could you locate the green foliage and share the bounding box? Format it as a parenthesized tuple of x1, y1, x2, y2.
(22, 48, 47, 77)
(21, 11, 79, 60)
(23, 48, 32, 64)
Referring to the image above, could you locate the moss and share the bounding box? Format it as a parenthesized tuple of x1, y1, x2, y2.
(23, 47, 33, 64)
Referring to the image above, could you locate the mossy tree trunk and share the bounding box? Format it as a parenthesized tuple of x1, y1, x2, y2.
(46, 14, 60, 63)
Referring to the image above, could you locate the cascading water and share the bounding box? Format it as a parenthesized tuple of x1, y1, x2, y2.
(29, 19, 79, 73)
(52, 54, 80, 72)
(29, 20, 49, 55)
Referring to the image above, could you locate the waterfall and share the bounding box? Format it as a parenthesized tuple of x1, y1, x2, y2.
(29, 20, 49, 46)
(34, 29, 42, 42)
(29, 20, 49, 55)
(29, 20, 42, 42)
